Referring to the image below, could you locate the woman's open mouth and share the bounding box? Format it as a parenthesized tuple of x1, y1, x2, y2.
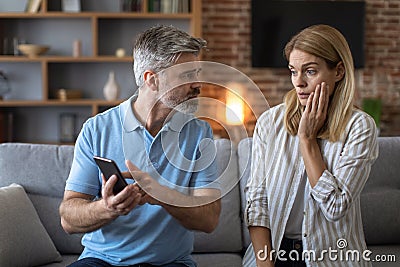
(297, 92, 310, 100)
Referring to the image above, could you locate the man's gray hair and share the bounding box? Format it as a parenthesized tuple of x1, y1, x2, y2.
(133, 25, 207, 87)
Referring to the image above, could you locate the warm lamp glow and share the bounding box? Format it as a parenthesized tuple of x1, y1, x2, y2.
(225, 86, 245, 125)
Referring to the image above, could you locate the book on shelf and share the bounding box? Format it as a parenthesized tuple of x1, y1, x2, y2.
(153, 0, 190, 14)
(148, 0, 161, 12)
(121, 0, 144, 12)
(180, 0, 190, 13)
(133, 0, 144, 12)
(0, 111, 14, 143)
(25, 0, 43, 13)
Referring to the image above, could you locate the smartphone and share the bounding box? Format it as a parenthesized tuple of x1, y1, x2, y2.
(93, 156, 128, 195)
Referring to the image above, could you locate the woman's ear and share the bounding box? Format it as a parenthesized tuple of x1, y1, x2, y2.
(335, 61, 345, 82)
(143, 70, 158, 91)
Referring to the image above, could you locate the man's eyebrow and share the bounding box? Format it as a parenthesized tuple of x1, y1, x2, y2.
(180, 68, 201, 75)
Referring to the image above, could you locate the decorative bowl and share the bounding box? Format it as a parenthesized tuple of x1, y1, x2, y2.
(18, 44, 50, 58)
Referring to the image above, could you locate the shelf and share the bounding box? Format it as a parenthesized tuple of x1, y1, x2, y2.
(0, 99, 123, 119)
(0, 56, 133, 62)
(0, 12, 193, 19)
(0, 56, 43, 62)
(0, 99, 122, 107)
(46, 56, 133, 62)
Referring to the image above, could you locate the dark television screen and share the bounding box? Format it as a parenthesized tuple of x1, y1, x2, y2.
(252, 0, 365, 68)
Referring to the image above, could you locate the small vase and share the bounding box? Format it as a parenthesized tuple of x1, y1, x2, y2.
(103, 71, 120, 101)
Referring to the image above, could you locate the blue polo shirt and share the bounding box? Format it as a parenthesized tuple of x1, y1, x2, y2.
(65, 96, 218, 266)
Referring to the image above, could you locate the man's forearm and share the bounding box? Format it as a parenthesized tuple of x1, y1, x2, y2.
(161, 196, 221, 233)
(60, 198, 116, 234)
(149, 187, 221, 233)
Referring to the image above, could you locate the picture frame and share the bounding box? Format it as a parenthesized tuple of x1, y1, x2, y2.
(62, 0, 81, 12)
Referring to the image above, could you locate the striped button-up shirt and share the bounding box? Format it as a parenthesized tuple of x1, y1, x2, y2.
(245, 104, 378, 267)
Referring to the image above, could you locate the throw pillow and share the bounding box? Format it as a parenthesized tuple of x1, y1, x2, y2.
(0, 183, 62, 266)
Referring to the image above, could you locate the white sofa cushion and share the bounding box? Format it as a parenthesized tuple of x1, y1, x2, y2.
(0, 183, 62, 266)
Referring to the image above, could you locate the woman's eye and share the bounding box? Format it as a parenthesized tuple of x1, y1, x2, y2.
(290, 70, 297, 76)
(306, 69, 316, 75)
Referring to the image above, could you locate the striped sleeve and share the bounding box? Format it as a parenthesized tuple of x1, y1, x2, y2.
(245, 112, 271, 228)
(310, 112, 379, 222)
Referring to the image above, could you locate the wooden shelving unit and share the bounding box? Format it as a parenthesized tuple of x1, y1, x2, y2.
(0, 0, 201, 143)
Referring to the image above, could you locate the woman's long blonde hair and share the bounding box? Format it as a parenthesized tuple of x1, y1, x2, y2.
(283, 24, 355, 142)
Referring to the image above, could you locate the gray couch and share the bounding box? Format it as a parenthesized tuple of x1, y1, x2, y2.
(0, 137, 399, 267)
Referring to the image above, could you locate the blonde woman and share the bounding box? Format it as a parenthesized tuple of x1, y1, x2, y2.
(244, 24, 378, 267)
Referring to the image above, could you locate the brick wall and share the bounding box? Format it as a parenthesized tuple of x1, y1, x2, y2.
(201, 0, 400, 136)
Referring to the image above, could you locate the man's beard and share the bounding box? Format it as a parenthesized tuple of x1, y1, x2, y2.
(163, 97, 199, 114)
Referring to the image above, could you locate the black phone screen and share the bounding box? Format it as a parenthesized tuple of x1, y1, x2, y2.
(93, 156, 128, 194)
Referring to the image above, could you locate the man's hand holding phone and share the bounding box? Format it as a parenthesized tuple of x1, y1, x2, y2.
(100, 173, 143, 216)
(94, 156, 144, 217)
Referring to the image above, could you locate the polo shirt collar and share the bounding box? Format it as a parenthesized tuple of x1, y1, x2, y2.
(120, 94, 195, 133)
(120, 94, 141, 132)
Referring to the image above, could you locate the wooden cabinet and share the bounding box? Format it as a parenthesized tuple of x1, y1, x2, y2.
(0, 0, 201, 143)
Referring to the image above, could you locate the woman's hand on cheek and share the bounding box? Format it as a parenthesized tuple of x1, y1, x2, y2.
(298, 82, 329, 140)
